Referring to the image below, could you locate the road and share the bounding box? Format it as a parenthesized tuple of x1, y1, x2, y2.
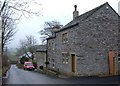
(0, 77, 1, 86)
(3, 65, 120, 84)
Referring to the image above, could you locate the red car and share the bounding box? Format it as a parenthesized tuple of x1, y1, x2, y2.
(23, 62, 35, 71)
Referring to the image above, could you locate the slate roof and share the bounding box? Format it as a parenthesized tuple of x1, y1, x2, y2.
(47, 2, 119, 39)
(57, 2, 112, 32)
(19, 52, 32, 58)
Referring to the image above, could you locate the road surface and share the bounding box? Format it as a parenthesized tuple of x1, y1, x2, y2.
(3, 65, 120, 84)
(0, 77, 1, 86)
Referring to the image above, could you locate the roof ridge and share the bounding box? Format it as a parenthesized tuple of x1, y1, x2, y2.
(78, 2, 108, 20)
(63, 2, 109, 29)
(48, 2, 117, 38)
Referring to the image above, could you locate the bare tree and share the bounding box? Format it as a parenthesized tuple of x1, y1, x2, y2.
(39, 20, 63, 44)
(0, 0, 41, 75)
(26, 35, 37, 53)
(17, 35, 37, 60)
(1, 0, 42, 53)
(1, 4, 16, 54)
(17, 40, 27, 56)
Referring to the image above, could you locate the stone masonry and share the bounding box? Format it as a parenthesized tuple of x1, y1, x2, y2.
(47, 2, 120, 76)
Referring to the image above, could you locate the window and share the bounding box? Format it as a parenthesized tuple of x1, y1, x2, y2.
(52, 59, 55, 68)
(62, 57, 66, 64)
(52, 64, 55, 68)
(66, 58, 69, 64)
(48, 41, 55, 50)
(62, 53, 69, 64)
(62, 32, 68, 43)
(52, 43, 55, 50)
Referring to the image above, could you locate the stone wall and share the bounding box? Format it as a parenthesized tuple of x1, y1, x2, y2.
(35, 51, 46, 68)
(47, 4, 119, 76)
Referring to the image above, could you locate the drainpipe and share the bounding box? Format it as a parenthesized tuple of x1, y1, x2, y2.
(46, 50, 48, 69)
(46, 40, 48, 69)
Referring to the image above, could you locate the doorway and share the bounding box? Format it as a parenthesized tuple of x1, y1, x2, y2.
(108, 50, 116, 76)
(71, 54, 76, 73)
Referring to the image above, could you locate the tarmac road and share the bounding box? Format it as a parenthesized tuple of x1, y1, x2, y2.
(3, 65, 120, 84)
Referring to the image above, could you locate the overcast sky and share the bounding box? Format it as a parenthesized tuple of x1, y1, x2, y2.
(8, 0, 119, 49)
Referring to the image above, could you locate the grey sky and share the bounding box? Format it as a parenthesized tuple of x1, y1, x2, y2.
(8, 0, 119, 49)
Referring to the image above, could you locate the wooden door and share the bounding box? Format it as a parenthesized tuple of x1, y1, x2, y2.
(71, 54, 76, 72)
(108, 50, 116, 76)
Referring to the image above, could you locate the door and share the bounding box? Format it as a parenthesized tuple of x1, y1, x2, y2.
(71, 54, 76, 72)
(108, 50, 116, 76)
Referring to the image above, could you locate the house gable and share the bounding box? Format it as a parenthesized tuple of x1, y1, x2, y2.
(47, 2, 119, 40)
(55, 2, 119, 34)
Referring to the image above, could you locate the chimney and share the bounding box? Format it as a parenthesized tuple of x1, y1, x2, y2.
(52, 26, 61, 37)
(118, 1, 120, 16)
(73, 5, 79, 19)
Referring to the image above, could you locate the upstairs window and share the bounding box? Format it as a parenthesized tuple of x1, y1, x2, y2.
(62, 32, 68, 43)
(48, 41, 55, 50)
(52, 43, 55, 50)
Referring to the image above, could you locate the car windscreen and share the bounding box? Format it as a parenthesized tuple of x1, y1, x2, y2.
(26, 63, 33, 66)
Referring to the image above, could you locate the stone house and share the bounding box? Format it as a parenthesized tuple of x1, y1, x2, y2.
(34, 45, 46, 69)
(47, 2, 120, 76)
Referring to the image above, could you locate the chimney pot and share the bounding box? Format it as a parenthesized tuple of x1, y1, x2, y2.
(74, 5, 77, 11)
(73, 5, 79, 19)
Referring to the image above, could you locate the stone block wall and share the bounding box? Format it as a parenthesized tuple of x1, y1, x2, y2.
(47, 4, 119, 76)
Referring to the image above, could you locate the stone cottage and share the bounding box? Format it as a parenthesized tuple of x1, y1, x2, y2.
(47, 2, 120, 76)
(34, 45, 46, 69)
